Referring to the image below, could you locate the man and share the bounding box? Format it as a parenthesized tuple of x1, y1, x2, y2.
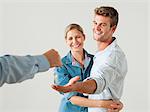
(52, 6, 128, 112)
(0, 49, 62, 87)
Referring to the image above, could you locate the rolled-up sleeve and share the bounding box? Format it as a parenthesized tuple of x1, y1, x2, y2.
(87, 63, 117, 94)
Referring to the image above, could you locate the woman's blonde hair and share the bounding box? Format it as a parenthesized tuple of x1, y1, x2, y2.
(65, 23, 84, 39)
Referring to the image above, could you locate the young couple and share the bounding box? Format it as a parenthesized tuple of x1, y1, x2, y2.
(52, 6, 127, 112)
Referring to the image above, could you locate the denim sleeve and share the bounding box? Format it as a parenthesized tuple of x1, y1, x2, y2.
(0, 55, 50, 87)
(54, 66, 79, 100)
(63, 92, 78, 100)
(54, 66, 70, 86)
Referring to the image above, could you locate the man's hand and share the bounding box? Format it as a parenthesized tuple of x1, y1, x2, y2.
(52, 76, 97, 94)
(51, 76, 80, 92)
(65, 76, 80, 86)
(108, 100, 123, 112)
(43, 49, 62, 68)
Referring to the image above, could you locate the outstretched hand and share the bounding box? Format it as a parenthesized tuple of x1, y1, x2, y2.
(51, 76, 80, 93)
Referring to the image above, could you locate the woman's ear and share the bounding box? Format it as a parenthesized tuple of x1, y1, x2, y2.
(65, 38, 67, 44)
(83, 34, 86, 41)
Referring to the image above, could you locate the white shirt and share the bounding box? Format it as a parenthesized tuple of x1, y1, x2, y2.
(87, 38, 128, 112)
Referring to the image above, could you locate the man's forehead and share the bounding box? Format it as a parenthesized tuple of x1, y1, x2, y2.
(93, 15, 111, 22)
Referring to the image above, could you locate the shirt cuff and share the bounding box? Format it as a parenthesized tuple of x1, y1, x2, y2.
(34, 55, 50, 72)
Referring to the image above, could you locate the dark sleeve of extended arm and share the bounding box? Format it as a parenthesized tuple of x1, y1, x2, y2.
(0, 55, 50, 87)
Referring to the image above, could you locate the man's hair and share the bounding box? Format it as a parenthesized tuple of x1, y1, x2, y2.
(65, 23, 84, 39)
(94, 6, 119, 27)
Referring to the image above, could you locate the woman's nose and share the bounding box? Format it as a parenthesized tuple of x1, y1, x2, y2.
(72, 38, 77, 43)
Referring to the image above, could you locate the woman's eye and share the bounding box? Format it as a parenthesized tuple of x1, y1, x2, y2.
(76, 36, 81, 39)
(68, 37, 73, 40)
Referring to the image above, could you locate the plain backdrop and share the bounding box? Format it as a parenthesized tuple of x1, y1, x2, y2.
(0, 0, 149, 112)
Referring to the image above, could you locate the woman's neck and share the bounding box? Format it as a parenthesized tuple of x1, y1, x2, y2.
(71, 50, 85, 67)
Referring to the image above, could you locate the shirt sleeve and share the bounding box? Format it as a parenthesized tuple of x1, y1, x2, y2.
(88, 54, 119, 94)
(88, 52, 127, 94)
(54, 66, 78, 100)
(89, 64, 117, 94)
(0, 55, 50, 87)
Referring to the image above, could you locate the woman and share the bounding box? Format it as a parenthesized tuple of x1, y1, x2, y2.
(54, 23, 122, 112)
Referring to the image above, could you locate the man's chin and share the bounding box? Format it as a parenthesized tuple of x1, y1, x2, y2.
(93, 37, 100, 41)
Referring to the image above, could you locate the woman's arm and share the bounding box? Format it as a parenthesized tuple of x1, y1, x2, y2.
(69, 96, 122, 110)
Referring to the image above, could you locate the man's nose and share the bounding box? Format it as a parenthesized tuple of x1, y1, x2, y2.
(96, 25, 101, 31)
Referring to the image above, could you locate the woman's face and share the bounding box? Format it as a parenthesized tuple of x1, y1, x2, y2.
(66, 29, 85, 52)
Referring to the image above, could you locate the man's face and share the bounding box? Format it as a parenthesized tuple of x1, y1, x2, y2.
(92, 14, 116, 42)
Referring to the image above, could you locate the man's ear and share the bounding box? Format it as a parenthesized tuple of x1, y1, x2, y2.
(111, 25, 117, 33)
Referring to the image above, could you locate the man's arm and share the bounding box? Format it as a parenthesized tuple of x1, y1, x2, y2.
(53, 76, 123, 110)
(0, 49, 62, 87)
(69, 96, 123, 111)
(52, 76, 97, 94)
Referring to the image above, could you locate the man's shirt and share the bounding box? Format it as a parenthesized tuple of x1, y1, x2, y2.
(87, 38, 128, 112)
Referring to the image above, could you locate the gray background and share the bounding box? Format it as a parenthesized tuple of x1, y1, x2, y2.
(0, 0, 149, 112)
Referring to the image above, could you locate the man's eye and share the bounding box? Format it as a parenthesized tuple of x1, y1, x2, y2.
(101, 24, 107, 27)
(93, 21, 97, 25)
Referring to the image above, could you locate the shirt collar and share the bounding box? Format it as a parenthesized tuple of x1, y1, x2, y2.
(65, 49, 91, 67)
(95, 37, 117, 57)
(72, 50, 89, 66)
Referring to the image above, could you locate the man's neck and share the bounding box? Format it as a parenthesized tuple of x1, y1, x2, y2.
(97, 37, 113, 51)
